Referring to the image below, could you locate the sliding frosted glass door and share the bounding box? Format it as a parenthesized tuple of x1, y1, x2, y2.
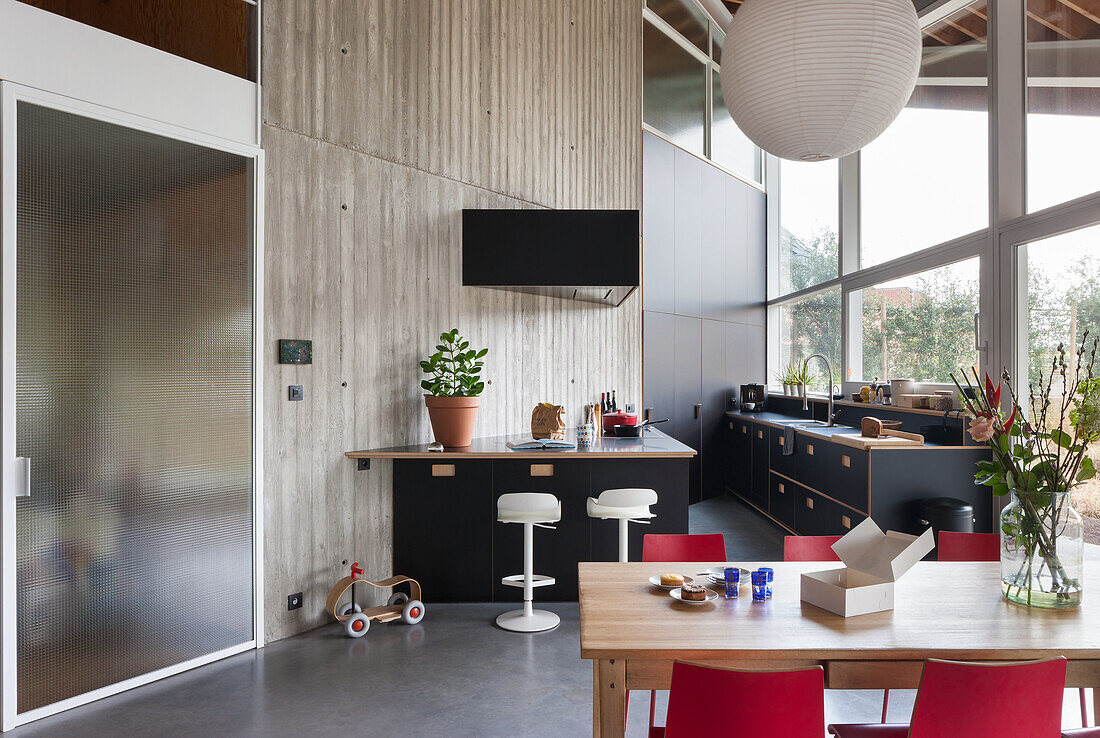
(3, 92, 258, 719)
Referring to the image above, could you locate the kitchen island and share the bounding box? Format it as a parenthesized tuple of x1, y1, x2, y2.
(346, 429, 696, 602)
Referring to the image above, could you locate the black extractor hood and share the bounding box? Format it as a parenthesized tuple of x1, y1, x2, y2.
(462, 208, 640, 306)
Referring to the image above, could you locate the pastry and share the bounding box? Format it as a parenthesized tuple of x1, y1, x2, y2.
(680, 583, 707, 601)
(660, 573, 684, 587)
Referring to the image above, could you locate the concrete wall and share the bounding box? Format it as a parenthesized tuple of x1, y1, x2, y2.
(261, 0, 643, 642)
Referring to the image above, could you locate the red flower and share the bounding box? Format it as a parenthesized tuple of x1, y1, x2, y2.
(1001, 405, 1017, 433)
(985, 374, 1001, 408)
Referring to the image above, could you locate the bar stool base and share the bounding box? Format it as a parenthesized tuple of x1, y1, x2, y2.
(495, 608, 560, 633)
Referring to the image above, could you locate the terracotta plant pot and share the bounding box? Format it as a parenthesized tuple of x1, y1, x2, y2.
(424, 395, 481, 448)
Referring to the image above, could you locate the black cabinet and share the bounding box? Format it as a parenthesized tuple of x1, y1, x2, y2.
(822, 445, 870, 513)
(393, 460, 494, 602)
(725, 417, 752, 498)
(794, 434, 827, 493)
(769, 427, 796, 479)
(700, 319, 728, 502)
(769, 473, 796, 530)
(590, 459, 690, 562)
(750, 423, 769, 510)
(795, 488, 865, 537)
(492, 460, 591, 602)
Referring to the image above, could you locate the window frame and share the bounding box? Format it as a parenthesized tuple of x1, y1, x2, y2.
(767, 0, 1100, 399)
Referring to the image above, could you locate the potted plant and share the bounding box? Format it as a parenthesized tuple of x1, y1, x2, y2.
(421, 329, 488, 448)
(775, 362, 805, 396)
(951, 332, 1100, 609)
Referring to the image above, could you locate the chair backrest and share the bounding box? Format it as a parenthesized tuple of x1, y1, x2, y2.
(596, 488, 658, 508)
(909, 657, 1066, 738)
(937, 531, 1000, 562)
(665, 662, 824, 737)
(783, 535, 841, 562)
(642, 534, 725, 562)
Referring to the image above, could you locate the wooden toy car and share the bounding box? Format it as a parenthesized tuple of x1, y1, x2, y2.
(324, 562, 425, 638)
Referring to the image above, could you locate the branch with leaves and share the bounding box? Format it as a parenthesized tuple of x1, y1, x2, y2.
(420, 329, 488, 397)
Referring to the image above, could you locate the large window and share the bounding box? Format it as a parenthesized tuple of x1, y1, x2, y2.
(773, 288, 842, 389)
(855, 258, 980, 383)
(1026, 0, 1100, 213)
(1022, 223, 1100, 522)
(860, 2, 989, 268)
(643, 3, 762, 183)
(777, 159, 838, 295)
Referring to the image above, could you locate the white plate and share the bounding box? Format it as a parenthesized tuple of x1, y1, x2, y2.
(703, 567, 751, 587)
(669, 587, 718, 605)
(649, 574, 694, 590)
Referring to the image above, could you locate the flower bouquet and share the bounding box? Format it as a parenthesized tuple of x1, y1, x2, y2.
(951, 333, 1099, 608)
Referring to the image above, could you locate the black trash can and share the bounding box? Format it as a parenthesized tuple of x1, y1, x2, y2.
(918, 497, 975, 560)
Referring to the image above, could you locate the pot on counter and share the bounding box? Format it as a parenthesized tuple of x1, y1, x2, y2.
(602, 411, 636, 435)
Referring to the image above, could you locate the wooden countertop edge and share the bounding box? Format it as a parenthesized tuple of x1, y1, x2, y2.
(344, 450, 698, 460)
(578, 648, 1100, 660)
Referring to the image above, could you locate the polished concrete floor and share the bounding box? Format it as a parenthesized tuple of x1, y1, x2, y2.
(8, 495, 1096, 737)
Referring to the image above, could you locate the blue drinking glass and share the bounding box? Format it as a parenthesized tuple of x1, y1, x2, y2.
(751, 570, 768, 602)
(723, 567, 740, 599)
(759, 567, 774, 598)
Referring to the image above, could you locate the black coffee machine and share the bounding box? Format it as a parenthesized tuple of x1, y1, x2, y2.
(740, 383, 766, 412)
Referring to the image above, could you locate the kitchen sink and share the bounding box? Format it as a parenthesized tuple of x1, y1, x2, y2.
(787, 420, 831, 427)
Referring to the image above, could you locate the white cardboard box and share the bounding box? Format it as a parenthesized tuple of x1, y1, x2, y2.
(799, 518, 936, 617)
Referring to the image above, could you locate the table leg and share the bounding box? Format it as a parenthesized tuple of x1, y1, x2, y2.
(593, 658, 627, 737)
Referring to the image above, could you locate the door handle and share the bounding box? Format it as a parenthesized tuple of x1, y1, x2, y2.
(694, 403, 701, 419)
(15, 457, 30, 498)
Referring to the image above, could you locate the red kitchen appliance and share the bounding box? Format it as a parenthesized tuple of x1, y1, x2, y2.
(602, 411, 636, 435)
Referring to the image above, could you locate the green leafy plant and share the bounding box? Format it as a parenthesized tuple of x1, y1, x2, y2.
(774, 361, 807, 385)
(420, 329, 488, 397)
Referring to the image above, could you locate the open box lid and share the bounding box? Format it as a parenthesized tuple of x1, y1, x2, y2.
(831, 518, 936, 585)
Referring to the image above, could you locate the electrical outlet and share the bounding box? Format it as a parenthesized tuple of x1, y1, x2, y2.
(288, 385, 303, 401)
(625, 403, 636, 413)
(287, 592, 303, 610)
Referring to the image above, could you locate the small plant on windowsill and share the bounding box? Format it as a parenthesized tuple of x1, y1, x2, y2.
(421, 329, 488, 448)
(774, 361, 808, 397)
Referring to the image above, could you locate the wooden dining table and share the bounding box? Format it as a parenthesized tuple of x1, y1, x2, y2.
(579, 561, 1100, 737)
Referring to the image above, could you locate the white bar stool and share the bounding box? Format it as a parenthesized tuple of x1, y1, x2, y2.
(496, 492, 562, 633)
(586, 488, 658, 562)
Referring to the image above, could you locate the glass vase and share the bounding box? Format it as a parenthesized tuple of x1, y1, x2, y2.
(1000, 488, 1083, 609)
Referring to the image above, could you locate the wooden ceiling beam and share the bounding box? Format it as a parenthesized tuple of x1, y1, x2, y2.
(1027, 9, 1079, 39)
(1053, 0, 1100, 25)
(944, 18, 985, 40)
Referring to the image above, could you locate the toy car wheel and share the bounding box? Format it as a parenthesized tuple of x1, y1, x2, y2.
(344, 613, 370, 638)
(402, 599, 425, 625)
(339, 603, 363, 617)
(387, 592, 408, 607)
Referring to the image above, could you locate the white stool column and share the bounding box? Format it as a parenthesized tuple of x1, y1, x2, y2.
(496, 492, 561, 633)
(586, 488, 658, 563)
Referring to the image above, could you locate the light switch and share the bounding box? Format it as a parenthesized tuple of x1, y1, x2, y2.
(288, 385, 303, 401)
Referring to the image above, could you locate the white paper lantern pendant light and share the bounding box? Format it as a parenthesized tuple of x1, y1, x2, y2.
(721, 0, 922, 162)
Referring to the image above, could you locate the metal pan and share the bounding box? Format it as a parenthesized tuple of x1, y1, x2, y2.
(613, 418, 669, 437)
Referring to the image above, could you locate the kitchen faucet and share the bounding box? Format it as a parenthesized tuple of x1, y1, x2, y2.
(802, 353, 839, 426)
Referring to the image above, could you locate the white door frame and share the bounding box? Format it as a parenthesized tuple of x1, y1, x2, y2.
(0, 81, 265, 731)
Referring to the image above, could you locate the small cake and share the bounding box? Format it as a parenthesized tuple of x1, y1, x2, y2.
(680, 583, 708, 601)
(660, 573, 684, 587)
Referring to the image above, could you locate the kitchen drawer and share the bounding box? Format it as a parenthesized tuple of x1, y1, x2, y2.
(750, 423, 769, 510)
(794, 433, 827, 493)
(729, 419, 752, 499)
(769, 426, 796, 479)
(822, 444, 870, 513)
(493, 460, 590, 602)
(769, 473, 796, 530)
(393, 460, 494, 602)
(795, 488, 866, 537)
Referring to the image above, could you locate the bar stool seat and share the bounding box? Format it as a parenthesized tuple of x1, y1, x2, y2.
(587, 488, 657, 562)
(496, 492, 561, 633)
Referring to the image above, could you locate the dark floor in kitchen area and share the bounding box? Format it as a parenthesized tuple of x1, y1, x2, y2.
(8, 495, 1095, 737)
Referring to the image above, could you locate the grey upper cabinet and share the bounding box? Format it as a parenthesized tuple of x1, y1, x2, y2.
(673, 149, 702, 318)
(700, 319, 728, 500)
(700, 164, 728, 322)
(725, 178, 750, 325)
(745, 188, 767, 327)
(643, 311, 677, 425)
(643, 133, 676, 314)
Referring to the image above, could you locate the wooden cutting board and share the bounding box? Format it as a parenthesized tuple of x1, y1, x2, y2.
(829, 432, 924, 450)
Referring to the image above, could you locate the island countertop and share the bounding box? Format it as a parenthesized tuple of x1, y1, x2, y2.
(345, 427, 697, 460)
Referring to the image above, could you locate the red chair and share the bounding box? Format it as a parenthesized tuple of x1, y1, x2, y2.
(659, 662, 825, 737)
(639, 534, 727, 734)
(828, 657, 1068, 738)
(642, 533, 726, 563)
(937, 531, 1000, 561)
(938, 531, 1089, 728)
(783, 535, 841, 561)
